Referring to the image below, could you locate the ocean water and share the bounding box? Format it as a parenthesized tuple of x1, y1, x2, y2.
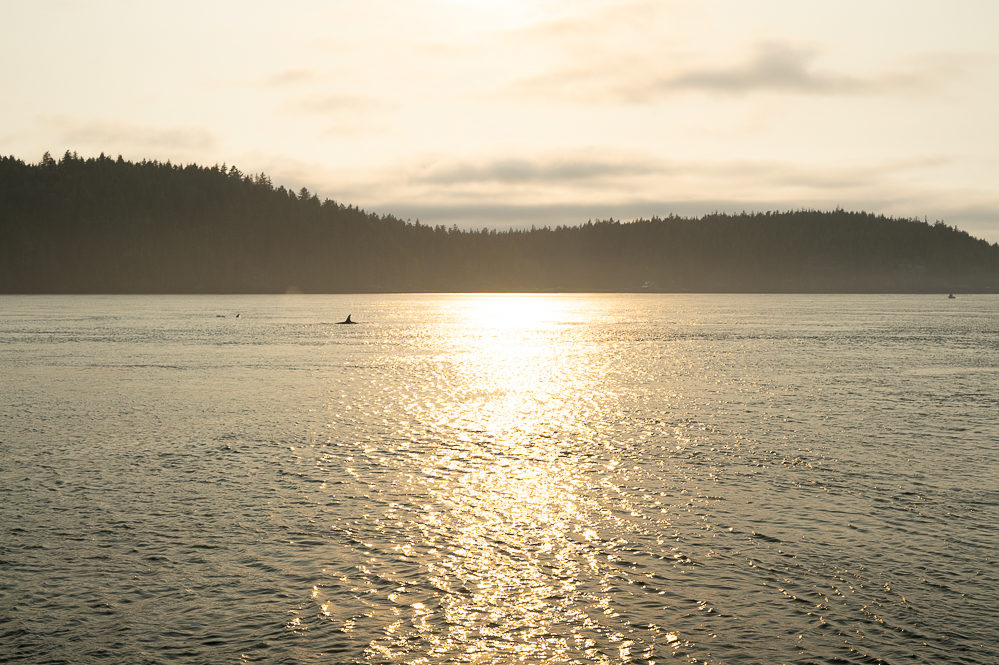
(0, 293, 996, 664)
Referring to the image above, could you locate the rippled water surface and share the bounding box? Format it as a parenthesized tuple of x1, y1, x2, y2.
(1, 294, 997, 664)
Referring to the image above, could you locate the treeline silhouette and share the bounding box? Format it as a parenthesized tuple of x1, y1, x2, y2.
(2, 151, 997, 293)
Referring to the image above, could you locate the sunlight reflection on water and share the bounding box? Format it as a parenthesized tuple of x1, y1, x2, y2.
(1, 294, 997, 665)
(362, 295, 626, 663)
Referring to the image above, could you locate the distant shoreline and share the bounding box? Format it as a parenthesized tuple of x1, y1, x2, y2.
(3, 154, 997, 294)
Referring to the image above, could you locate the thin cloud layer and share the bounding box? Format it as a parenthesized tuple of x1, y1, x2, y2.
(262, 68, 323, 87)
(387, 154, 943, 197)
(326, 151, 996, 241)
(42, 117, 218, 155)
(509, 41, 928, 103)
(413, 156, 664, 185)
(652, 42, 903, 95)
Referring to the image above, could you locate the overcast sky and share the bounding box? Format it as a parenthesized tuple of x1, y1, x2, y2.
(4, 0, 998, 241)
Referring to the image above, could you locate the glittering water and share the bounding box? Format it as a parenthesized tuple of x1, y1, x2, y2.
(1, 294, 996, 664)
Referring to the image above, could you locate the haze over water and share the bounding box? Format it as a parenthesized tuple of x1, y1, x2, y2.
(1, 294, 996, 664)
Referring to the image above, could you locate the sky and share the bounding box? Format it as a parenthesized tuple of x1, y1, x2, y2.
(3, 0, 999, 242)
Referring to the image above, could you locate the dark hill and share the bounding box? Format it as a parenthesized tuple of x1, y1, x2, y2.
(2, 152, 997, 293)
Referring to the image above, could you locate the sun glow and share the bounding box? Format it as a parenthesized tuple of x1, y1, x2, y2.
(451, 293, 572, 330)
(439, 294, 590, 436)
(438, 0, 550, 27)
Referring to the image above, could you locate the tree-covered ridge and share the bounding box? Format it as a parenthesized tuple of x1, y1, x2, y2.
(2, 151, 997, 293)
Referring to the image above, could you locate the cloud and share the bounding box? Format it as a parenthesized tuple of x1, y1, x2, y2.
(412, 155, 664, 186)
(282, 92, 398, 137)
(259, 69, 397, 129)
(262, 68, 322, 87)
(507, 41, 926, 103)
(327, 151, 999, 241)
(395, 153, 948, 196)
(652, 43, 875, 95)
(233, 151, 997, 243)
(42, 116, 219, 154)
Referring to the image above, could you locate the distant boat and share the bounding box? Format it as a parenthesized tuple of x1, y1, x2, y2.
(948, 293, 956, 299)
(336, 314, 358, 324)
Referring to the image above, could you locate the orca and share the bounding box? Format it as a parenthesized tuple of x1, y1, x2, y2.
(336, 314, 358, 324)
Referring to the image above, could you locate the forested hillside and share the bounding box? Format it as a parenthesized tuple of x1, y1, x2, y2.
(2, 152, 997, 293)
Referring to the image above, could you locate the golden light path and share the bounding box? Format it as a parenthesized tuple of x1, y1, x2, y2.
(376, 294, 640, 663)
